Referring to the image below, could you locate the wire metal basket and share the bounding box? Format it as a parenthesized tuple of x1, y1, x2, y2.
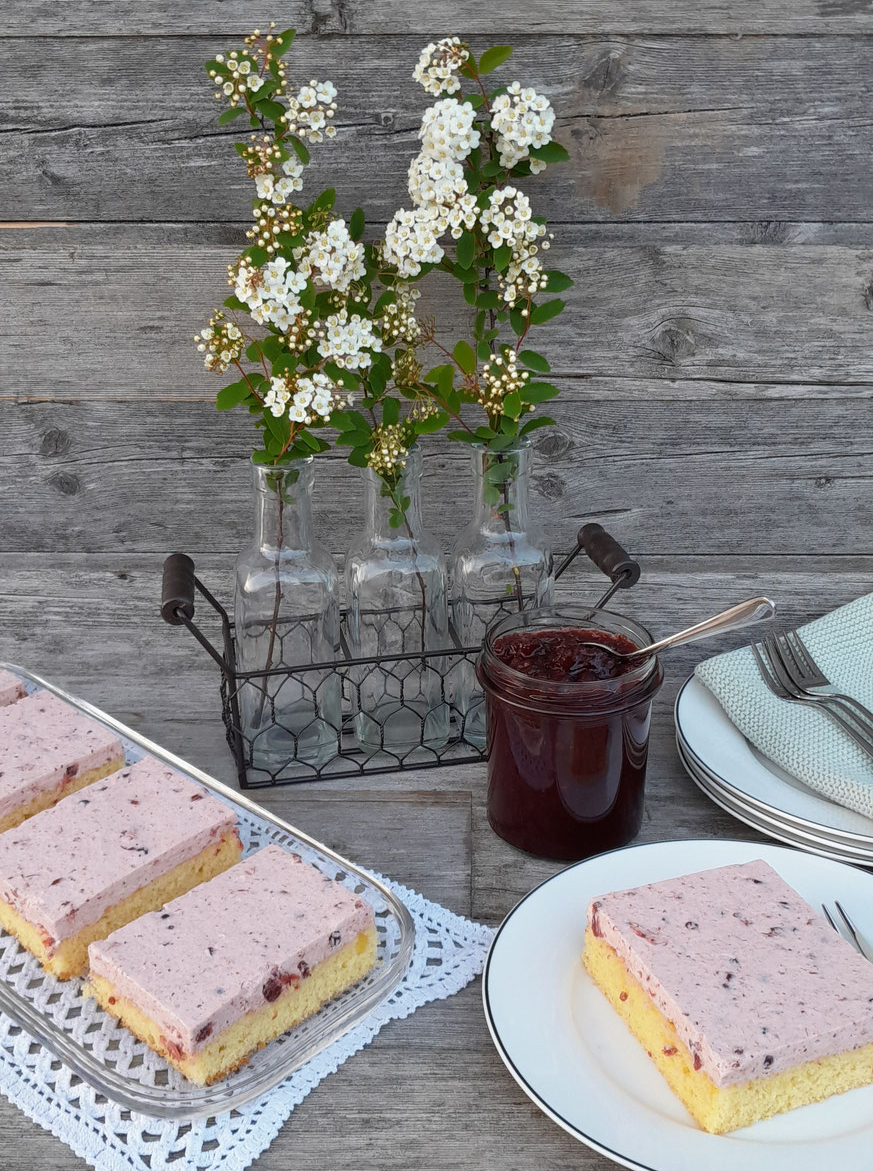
(160, 524, 640, 787)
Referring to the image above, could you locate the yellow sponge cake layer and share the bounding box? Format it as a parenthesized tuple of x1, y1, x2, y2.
(0, 829, 241, 979)
(0, 756, 123, 835)
(584, 927, 873, 1133)
(87, 926, 378, 1084)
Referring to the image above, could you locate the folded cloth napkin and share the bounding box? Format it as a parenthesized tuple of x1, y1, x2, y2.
(695, 592, 873, 819)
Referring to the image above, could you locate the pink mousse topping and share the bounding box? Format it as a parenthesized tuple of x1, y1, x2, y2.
(0, 671, 26, 708)
(0, 691, 123, 821)
(0, 757, 238, 950)
(89, 844, 375, 1056)
(587, 859, 873, 1087)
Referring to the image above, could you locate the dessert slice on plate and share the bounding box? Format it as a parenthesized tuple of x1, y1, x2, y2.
(0, 690, 125, 831)
(86, 844, 378, 1084)
(0, 757, 242, 978)
(0, 670, 26, 708)
(584, 859, 873, 1133)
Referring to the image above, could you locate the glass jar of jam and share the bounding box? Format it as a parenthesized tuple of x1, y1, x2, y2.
(477, 607, 664, 861)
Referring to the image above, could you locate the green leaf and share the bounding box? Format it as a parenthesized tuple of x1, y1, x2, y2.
(544, 270, 573, 293)
(272, 27, 296, 56)
(216, 379, 250, 410)
(329, 410, 354, 431)
(481, 160, 504, 178)
(233, 142, 248, 158)
(447, 430, 480, 444)
(521, 381, 561, 403)
(455, 231, 475, 270)
(478, 45, 513, 75)
(529, 298, 565, 326)
(348, 447, 370, 468)
(518, 348, 551, 373)
(314, 187, 336, 211)
(474, 310, 486, 339)
(373, 290, 396, 315)
(528, 141, 571, 164)
(382, 396, 399, 425)
(414, 410, 448, 434)
(252, 449, 273, 464)
(297, 428, 321, 451)
(503, 392, 522, 420)
(288, 135, 310, 165)
(463, 282, 478, 306)
(477, 341, 492, 361)
(475, 425, 499, 441)
(453, 340, 476, 375)
(218, 107, 245, 125)
(244, 245, 268, 266)
(509, 307, 526, 336)
(493, 243, 512, 272)
(254, 99, 286, 122)
(335, 430, 372, 447)
(349, 206, 365, 241)
(271, 352, 297, 377)
(223, 294, 247, 311)
(466, 92, 485, 109)
(263, 409, 291, 446)
(476, 290, 500, 309)
(520, 415, 556, 436)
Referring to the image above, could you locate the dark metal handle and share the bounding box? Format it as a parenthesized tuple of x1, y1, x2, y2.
(578, 523, 641, 589)
(161, 553, 196, 625)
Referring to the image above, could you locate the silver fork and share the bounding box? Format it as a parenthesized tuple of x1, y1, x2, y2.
(779, 629, 873, 731)
(765, 633, 873, 741)
(752, 640, 873, 762)
(821, 900, 873, 962)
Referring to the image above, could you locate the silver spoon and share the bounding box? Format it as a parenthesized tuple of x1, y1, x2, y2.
(582, 597, 776, 664)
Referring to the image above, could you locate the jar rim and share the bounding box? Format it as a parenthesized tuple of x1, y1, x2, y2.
(478, 605, 663, 712)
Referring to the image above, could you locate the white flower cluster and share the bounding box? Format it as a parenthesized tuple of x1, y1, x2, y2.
(478, 348, 531, 413)
(194, 311, 244, 373)
(233, 256, 308, 330)
(383, 206, 445, 277)
(412, 38, 470, 97)
(479, 186, 549, 305)
(317, 309, 382, 370)
(283, 80, 338, 143)
(419, 98, 481, 161)
(254, 157, 305, 204)
(385, 98, 481, 276)
(264, 371, 350, 422)
(294, 220, 366, 293)
(380, 284, 421, 344)
(209, 52, 265, 107)
(491, 82, 555, 172)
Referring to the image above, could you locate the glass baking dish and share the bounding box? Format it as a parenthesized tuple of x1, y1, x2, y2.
(0, 662, 415, 1120)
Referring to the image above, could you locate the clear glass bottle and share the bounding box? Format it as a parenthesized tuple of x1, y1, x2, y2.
(234, 459, 341, 776)
(450, 440, 554, 745)
(345, 446, 450, 755)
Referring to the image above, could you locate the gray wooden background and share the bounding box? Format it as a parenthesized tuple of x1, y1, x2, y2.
(1, 2, 872, 1168)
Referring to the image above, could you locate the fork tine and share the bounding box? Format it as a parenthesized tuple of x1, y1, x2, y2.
(786, 630, 816, 676)
(821, 903, 840, 935)
(761, 635, 799, 695)
(834, 900, 863, 949)
(776, 631, 807, 682)
(751, 641, 786, 697)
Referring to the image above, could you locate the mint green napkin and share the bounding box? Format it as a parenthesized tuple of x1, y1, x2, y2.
(695, 593, 873, 818)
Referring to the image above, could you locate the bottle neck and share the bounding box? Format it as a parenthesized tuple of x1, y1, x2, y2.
(252, 460, 313, 555)
(471, 443, 532, 533)
(363, 447, 424, 541)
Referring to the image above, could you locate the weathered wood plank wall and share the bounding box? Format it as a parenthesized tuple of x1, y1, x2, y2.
(1, 0, 871, 714)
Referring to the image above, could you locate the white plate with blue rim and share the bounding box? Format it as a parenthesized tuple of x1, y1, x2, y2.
(675, 674, 873, 847)
(483, 838, 873, 1171)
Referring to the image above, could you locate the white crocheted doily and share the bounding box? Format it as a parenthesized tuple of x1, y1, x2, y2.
(0, 869, 493, 1171)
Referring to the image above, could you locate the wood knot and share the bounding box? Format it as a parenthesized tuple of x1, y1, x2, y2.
(39, 428, 71, 456)
(47, 471, 80, 496)
(533, 472, 565, 501)
(379, 111, 397, 130)
(747, 221, 794, 244)
(580, 51, 625, 98)
(534, 430, 573, 459)
(649, 320, 696, 366)
(863, 279, 873, 312)
(310, 0, 350, 35)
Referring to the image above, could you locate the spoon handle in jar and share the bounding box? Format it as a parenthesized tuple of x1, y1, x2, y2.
(631, 597, 776, 660)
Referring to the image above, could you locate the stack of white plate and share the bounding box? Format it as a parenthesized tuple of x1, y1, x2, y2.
(675, 674, 873, 865)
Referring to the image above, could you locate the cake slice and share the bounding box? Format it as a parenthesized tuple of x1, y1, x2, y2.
(0, 690, 125, 832)
(86, 844, 378, 1084)
(583, 859, 873, 1133)
(0, 757, 242, 978)
(0, 670, 26, 708)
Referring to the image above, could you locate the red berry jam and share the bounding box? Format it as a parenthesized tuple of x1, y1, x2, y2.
(492, 628, 638, 682)
(478, 610, 663, 861)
